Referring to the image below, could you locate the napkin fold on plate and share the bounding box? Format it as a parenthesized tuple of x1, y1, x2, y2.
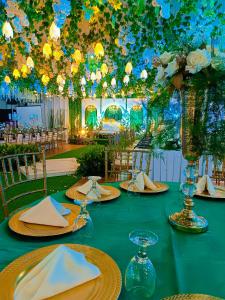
(19, 197, 69, 227)
(135, 172, 158, 191)
(76, 180, 111, 200)
(14, 245, 101, 300)
(196, 175, 216, 196)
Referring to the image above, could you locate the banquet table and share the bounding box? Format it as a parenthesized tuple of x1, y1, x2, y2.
(0, 182, 225, 299)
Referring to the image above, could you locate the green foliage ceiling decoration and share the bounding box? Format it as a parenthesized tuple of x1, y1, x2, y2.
(0, 0, 224, 98)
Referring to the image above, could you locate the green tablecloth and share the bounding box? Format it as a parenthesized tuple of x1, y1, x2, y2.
(0, 182, 225, 299)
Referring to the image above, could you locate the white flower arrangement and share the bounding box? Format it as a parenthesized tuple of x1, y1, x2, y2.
(153, 48, 225, 88)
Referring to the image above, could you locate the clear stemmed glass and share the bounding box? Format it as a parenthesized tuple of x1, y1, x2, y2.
(125, 230, 158, 298)
(73, 176, 101, 238)
(73, 198, 94, 239)
(127, 169, 140, 197)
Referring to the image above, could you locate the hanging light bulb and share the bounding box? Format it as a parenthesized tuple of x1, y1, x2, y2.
(72, 49, 82, 64)
(82, 91, 86, 97)
(13, 69, 20, 80)
(4, 75, 11, 84)
(53, 50, 63, 61)
(125, 61, 133, 74)
(21, 64, 28, 75)
(49, 22, 60, 40)
(101, 63, 108, 76)
(91, 72, 96, 82)
(123, 75, 130, 85)
(43, 43, 52, 59)
(58, 85, 64, 92)
(56, 74, 65, 86)
(41, 74, 50, 86)
(94, 42, 104, 58)
(140, 69, 148, 80)
(96, 70, 102, 82)
(103, 81, 107, 89)
(111, 77, 116, 87)
(2, 21, 13, 40)
(71, 63, 79, 74)
(81, 77, 86, 86)
(26, 56, 34, 69)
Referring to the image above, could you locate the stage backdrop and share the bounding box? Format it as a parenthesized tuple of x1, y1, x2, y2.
(81, 98, 147, 132)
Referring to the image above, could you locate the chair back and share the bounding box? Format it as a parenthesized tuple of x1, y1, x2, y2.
(212, 158, 225, 186)
(0, 146, 47, 218)
(105, 148, 151, 182)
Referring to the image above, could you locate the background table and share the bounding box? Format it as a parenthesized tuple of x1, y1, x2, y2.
(0, 183, 225, 299)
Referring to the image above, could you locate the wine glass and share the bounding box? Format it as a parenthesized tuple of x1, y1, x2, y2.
(73, 198, 94, 239)
(73, 176, 101, 238)
(127, 169, 141, 197)
(125, 230, 158, 298)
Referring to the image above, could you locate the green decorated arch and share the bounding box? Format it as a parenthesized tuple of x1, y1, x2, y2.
(130, 105, 143, 131)
(104, 105, 122, 121)
(85, 105, 97, 129)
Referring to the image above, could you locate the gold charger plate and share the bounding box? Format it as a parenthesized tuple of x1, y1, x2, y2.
(8, 203, 85, 237)
(66, 185, 121, 202)
(163, 294, 223, 300)
(195, 186, 225, 199)
(120, 181, 169, 194)
(0, 244, 122, 300)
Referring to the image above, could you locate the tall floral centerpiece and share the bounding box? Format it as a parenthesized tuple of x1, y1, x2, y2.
(154, 47, 225, 233)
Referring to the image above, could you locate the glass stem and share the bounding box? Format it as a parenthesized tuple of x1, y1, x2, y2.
(137, 246, 148, 260)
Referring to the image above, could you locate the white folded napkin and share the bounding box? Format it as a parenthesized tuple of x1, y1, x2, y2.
(19, 197, 69, 227)
(76, 180, 111, 200)
(14, 245, 101, 300)
(196, 175, 216, 196)
(134, 172, 158, 191)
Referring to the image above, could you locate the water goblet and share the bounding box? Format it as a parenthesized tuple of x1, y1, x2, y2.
(125, 230, 158, 298)
(73, 198, 94, 239)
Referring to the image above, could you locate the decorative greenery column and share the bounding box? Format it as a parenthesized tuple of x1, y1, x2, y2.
(69, 97, 82, 139)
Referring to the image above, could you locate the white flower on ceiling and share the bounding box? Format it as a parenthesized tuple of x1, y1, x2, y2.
(49, 21, 60, 40)
(2, 21, 13, 40)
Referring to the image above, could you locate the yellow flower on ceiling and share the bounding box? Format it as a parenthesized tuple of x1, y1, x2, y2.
(4, 75, 11, 84)
(43, 43, 52, 59)
(13, 69, 20, 80)
(49, 22, 60, 40)
(125, 61, 133, 74)
(114, 1, 122, 10)
(41, 74, 50, 86)
(115, 38, 119, 47)
(101, 63, 108, 76)
(2, 21, 13, 40)
(26, 56, 34, 69)
(92, 6, 100, 14)
(21, 64, 28, 74)
(71, 63, 79, 74)
(53, 50, 63, 61)
(94, 42, 104, 58)
(72, 49, 82, 64)
(108, 0, 122, 10)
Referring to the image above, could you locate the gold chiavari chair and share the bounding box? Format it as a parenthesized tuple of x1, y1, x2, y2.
(0, 146, 47, 218)
(212, 158, 225, 186)
(105, 148, 152, 182)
